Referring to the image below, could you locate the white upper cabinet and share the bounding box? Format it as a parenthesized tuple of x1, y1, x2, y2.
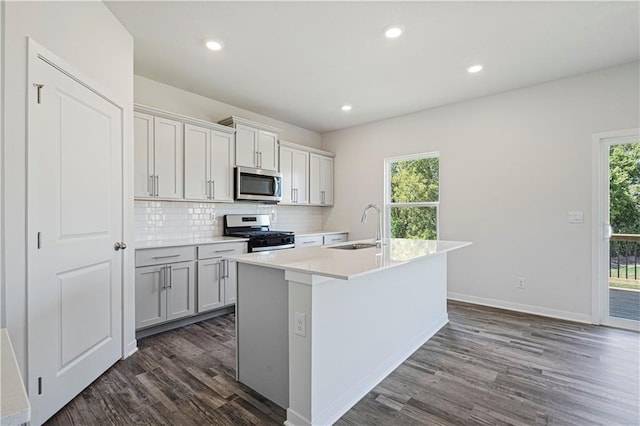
(134, 111, 183, 199)
(184, 123, 235, 202)
(134, 112, 154, 197)
(257, 130, 278, 171)
(153, 117, 184, 199)
(280, 145, 309, 204)
(183, 124, 210, 200)
(210, 130, 234, 202)
(234, 124, 258, 168)
(219, 116, 281, 171)
(310, 153, 334, 206)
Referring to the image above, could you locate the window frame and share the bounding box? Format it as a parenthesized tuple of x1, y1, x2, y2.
(384, 152, 440, 240)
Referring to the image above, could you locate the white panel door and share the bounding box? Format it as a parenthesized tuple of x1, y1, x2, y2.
(258, 130, 278, 171)
(235, 124, 258, 168)
(293, 149, 310, 204)
(28, 53, 122, 425)
(184, 124, 210, 200)
(211, 131, 234, 202)
(154, 117, 183, 199)
(134, 112, 154, 197)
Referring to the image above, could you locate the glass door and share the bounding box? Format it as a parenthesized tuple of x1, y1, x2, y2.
(598, 133, 640, 330)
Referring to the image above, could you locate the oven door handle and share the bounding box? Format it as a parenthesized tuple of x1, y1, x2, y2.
(251, 243, 295, 252)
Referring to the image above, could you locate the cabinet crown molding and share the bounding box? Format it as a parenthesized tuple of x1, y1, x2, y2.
(279, 140, 335, 158)
(134, 104, 236, 134)
(218, 116, 282, 134)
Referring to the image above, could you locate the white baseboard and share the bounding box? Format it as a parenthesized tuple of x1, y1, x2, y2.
(124, 339, 138, 358)
(448, 292, 593, 324)
(312, 315, 449, 426)
(285, 409, 311, 426)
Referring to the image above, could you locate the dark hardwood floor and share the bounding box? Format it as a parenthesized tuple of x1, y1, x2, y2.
(46, 301, 639, 426)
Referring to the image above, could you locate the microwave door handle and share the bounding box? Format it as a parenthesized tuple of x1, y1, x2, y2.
(273, 176, 279, 197)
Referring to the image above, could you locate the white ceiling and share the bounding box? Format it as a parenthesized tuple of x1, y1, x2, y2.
(105, 1, 639, 134)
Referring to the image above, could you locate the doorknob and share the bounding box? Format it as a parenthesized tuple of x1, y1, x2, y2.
(114, 242, 127, 251)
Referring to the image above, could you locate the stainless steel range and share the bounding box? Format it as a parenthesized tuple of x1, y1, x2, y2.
(224, 214, 295, 252)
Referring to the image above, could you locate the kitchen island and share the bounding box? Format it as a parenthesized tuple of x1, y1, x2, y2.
(226, 239, 470, 426)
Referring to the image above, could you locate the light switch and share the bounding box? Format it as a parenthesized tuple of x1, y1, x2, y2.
(568, 211, 584, 224)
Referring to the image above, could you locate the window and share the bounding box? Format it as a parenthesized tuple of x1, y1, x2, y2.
(385, 153, 439, 240)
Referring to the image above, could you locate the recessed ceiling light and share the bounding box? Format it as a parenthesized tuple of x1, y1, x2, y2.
(205, 40, 224, 51)
(384, 25, 404, 39)
(341, 104, 353, 112)
(467, 64, 483, 73)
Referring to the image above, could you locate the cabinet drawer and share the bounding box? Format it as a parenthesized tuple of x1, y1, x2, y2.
(323, 233, 348, 245)
(136, 246, 195, 267)
(295, 235, 324, 247)
(197, 242, 247, 259)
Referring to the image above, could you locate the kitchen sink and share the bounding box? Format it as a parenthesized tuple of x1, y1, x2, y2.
(329, 243, 378, 250)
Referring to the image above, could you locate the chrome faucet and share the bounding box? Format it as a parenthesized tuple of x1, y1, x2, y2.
(361, 204, 382, 247)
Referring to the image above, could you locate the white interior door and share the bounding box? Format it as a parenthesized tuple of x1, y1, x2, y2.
(28, 51, 123, 424)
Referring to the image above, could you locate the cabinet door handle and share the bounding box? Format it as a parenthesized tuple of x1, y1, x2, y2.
(154, 175, 159, 197)
(302, 241, 314, 244)
(152, 254, 180, 259)
(214, 248, 235, 253)
(167, 264, 172, 289)
(255, 151, 259, 167)
(148, 175, 154, 196)
(259, 152, 263, 168)
(211, 180, 215, 200)
(161, 266, 166, 290)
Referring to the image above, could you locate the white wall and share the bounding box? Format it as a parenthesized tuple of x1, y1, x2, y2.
(322, 62, 640, 322)
(3, 1, 134, 374)
(134, 75, 322, 149)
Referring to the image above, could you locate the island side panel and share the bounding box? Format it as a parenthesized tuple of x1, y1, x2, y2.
(236, 263, 289, 408)
(287, 252, 449, 426)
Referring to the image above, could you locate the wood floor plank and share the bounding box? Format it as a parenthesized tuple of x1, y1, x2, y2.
(46, 301, 639, 425)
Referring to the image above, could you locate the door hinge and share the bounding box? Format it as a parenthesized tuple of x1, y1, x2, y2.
(33, 83, 44, 104)
(38, 377, 43, 394)
(37, 232, 41, 249)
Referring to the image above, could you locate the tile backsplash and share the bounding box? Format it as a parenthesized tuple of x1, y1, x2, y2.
(135, 200, 323, 241)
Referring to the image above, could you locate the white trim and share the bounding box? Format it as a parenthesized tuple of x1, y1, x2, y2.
(303, 314, 448, 426)
(448, 293, 593, 324)
(278, 140, 335, 158)
(591, 128, 639, 330)
(218, 115, 282, 133)
(134, 104, 235, 134)
(0, 0, 5, 328)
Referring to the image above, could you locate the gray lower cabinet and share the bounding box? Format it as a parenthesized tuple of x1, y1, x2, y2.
(135, 261, 195, 329)
(196, 242, 246, 313)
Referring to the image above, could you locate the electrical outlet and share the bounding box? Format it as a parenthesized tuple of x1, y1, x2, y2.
(516, 277, 526, 289)
(294, 312, 306, 337)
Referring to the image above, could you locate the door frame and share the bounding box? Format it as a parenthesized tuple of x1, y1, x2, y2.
(591, 128, 640, 331)
(26, 38, 136, 385)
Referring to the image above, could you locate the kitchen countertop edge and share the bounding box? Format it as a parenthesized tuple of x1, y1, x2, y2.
(227, 239, 471, 280)
(135, 236, 249, 250)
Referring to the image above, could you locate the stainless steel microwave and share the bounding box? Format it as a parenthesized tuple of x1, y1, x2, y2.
(235, 166, 282, 202)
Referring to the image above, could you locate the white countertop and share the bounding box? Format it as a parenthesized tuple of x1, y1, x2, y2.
(296, 230, 349, 237)
(135, 236, 248, 249)
(1, 329, 30, 425)
(226, 239, 471, 280)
